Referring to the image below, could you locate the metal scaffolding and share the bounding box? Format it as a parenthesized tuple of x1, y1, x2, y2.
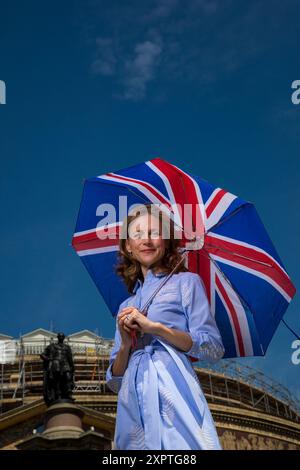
(0, 333, 114, 413)
(1, 334, 299, 424)
(197, 358, 300, 418)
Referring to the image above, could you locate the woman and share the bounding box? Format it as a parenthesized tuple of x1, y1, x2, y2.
(106, 204, 225, 450)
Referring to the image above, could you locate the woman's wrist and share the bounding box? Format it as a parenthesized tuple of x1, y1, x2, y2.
(149, 322, 165, 336)
(149, 322, 193, 352)
(120, 343, 131, 353)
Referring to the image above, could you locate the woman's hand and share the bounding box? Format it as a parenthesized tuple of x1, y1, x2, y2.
(118, 307, 159, 336)
(117, 311, 134, 350)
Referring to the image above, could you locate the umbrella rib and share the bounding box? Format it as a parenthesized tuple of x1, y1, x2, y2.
(201, 248, 265, 355)
(201, 247, 252, 313)
(281, 319, 300, 340)
(206, 204, 249, 234)
(204, 242, 273, 268)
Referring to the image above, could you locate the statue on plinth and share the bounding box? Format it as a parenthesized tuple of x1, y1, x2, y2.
(40, 332, 75, 406)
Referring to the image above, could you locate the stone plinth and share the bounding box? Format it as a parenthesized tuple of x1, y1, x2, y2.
(16, 401, 111, 450)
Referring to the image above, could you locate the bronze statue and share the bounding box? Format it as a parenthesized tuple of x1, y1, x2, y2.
(40, 332, 75, 406)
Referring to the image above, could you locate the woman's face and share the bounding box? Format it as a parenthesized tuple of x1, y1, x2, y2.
(125, 213, 166, 269)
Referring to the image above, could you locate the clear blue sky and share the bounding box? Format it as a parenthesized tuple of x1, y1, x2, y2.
(0, 1, 299, 399)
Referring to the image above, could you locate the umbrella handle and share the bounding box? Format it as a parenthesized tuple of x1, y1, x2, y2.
(130, 329, 138, 349)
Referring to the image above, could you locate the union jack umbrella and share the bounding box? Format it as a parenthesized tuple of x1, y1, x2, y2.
(71, 158, 296, 358)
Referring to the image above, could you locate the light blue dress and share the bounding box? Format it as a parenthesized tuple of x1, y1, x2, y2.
(106, 270, 225, 450)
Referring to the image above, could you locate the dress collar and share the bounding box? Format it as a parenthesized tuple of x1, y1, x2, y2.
(132, 269, 169, 294)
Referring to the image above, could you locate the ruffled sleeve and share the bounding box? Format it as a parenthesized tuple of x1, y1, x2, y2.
(181, 273, 225, 363)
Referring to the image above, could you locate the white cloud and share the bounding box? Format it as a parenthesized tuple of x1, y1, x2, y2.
(91, 37, 116, 76)
(122, 39, 162, 101)
(142, 0, 179, 21)
(85, 0, 296, 101)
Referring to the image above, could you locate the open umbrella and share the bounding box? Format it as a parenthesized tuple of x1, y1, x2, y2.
(71, 157, 296, 358)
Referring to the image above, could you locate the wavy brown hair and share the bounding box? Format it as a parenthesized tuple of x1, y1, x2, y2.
(115, 203, 188, 294)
